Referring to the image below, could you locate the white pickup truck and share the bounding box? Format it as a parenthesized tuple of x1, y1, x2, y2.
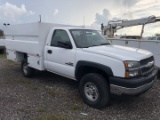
(2, 22, 158, 108)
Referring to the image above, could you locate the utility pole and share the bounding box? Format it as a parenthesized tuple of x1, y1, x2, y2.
(39, 15, 42, 22)
(83, 16, 85, 27)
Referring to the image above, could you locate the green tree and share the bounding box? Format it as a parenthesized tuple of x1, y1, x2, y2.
(0, 30, 4, 37)
(155, 33, 160, 36)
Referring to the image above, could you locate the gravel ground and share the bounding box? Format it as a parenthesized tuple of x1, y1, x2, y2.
(0, 54, 160, 120)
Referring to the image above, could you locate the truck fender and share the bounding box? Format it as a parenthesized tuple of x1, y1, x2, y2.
(75, 61, 113, 81)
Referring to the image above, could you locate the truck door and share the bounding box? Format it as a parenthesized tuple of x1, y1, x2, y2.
(44, 29, 76, 79)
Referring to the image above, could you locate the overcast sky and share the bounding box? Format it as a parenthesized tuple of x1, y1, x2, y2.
(0, 0, 160, 36)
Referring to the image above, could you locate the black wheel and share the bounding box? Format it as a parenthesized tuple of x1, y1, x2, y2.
(0, 49, 4, 54)
(21, 60, 35, 77)
(79, 73, 110, 109)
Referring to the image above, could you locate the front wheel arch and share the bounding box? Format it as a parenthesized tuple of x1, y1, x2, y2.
(75, 61, 113, 81)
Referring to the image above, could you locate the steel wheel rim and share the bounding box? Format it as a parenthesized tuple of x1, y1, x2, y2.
(84, 82, 99, 102)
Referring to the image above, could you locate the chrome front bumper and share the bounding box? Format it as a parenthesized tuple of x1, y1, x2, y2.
(110, 79, 155, 95)
(109, 67, 158, 96)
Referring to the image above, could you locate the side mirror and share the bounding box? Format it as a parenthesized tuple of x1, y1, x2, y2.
(57, 41, 72, 49)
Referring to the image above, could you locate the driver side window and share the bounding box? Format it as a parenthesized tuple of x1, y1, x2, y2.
(51, 29, 72, 47)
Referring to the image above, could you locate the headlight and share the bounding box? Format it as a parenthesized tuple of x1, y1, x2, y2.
(124, 61, 141, 78)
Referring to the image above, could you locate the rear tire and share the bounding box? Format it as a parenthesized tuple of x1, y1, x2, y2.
(79, 73, 110, 109)
(0, 49, 4, 54)
(21, 60, 35, 77)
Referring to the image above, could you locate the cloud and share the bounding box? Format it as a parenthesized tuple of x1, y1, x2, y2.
(27, 10, 36, 16)
(0, 2, 35, 19)
(119, 0, 160, 20)
(117, 0, 139, 8)
(94, 9, 112, 25)
(107, 0, 139, 10)
(53, 9, 59, 16)
(91, 1, 140, 29)
(91, 0, 160, 36)
(116, 0, 160, 19)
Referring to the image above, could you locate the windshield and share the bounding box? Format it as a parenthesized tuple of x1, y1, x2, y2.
(70, 29, 110, 48)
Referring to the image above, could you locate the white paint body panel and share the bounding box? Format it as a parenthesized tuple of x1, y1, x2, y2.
(28, 55, 42, 70)
(82, 45, 152, 61)
(7, 50, 17, 61)
(7, 50, 24, 62)
(4, 22, 77, 70)
(0, 39, 5, 47)
(76, 48, 125, 77)
(110, 39, 160, 67)
(2, 22, 154, 79)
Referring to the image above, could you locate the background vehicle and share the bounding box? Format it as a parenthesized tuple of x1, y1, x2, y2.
(120, 35, 141, 39)
(1, 22, 158, 108)
(101, 16, 160, 67)
(147, 36, 160, 40)
(101, 15, 160, 38)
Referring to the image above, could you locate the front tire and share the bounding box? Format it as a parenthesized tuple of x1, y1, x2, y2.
(79, 73, 110, 109)
(21, 60, 35, 77)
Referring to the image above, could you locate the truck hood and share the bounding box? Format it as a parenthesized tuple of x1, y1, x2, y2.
(82, 45, 152, 61)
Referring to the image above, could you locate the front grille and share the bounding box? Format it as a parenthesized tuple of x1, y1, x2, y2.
(140, 56, 154, 65)
(140, 56, 154, 75)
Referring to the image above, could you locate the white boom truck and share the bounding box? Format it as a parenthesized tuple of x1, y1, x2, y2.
(2, 22, 158, 108)
(101, 16, 160, 67)
(101, 15, 160, 38)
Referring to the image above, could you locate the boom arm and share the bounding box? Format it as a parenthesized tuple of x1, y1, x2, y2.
(102, 15, 160, 38)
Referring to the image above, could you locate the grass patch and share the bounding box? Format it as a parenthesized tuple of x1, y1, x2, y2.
(46, 87, 56, 96)
(37, 106, 46, 113)
(7, 60, 15, 65)
(17, 78, 31, 84)
(70, 104, 81, 111)
(0, 54, 6, 59)
(32, 86, 39, 91)
(35, 114, 67, 120)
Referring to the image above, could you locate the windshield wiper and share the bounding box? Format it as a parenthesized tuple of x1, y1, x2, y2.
(82, 43, 110, 48)
(100, 43, 110, 45)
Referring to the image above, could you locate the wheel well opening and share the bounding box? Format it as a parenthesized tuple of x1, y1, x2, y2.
(24, 53, 27, 60)
(76, 66, 109, 83)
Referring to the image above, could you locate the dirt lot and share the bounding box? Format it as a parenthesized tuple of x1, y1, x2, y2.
(0, 54, 160, 120)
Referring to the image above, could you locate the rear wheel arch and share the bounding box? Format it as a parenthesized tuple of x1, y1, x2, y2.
(21, 53, 35, 77)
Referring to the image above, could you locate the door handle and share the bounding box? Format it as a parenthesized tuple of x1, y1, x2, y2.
(47, 50, 52, 54)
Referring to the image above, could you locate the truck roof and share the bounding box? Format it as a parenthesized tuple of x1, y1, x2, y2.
(7, 22, 79, 27)
(3, 22, 98, 39)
